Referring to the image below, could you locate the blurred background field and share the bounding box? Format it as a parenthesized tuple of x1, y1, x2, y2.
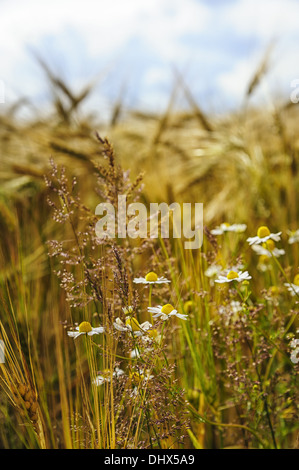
(0, 0, 298, 449)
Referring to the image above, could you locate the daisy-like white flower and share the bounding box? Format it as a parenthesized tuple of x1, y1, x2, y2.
(128, 369, 154, 397)
(284, 274, 299, 297)
(215, 270, 252, 284)
(204, 264, 223, 278)
(257, 255, 272, 272)
(143, 327, 160, 340)
(148, 303, 188, 321)
(251, 240, 285, 258)
(288, 229, 299, 245)
(211, 223, 247, 235)
(67, 321, 104, 339)
(130, 329, 161, 358)
(113, 317, 153, 337)
(204, 264, 223, 286)
(133, 271, 170, 285)
(93, 367, 124, 386)
(247, 226, 281, 246)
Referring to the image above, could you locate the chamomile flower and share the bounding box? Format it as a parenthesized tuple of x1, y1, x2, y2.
(211, 223, 247, 235)
(204, 265, 223, 286)
(148, 303, 188, 321)
(284, 274, 299, 297)
(247, 226, 282, 246)
(93, 367, 124, 386)
(130, 329, 161, 358)
(215, 270, 252, 284)
(67, 321, 105, 339)
(251, 240, 285, 258)
(257, 255, 272, 272)
(113, 317, 153, 337)
(288, 229, 299, 244)
(204, 264, 223, 278)
(129, 369, 154, 387)
(133, 271, 170, 285)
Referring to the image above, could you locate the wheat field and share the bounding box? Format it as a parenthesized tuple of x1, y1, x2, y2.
(0, 67, 298, 449)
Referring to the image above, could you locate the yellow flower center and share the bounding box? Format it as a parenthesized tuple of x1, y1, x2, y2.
(161, 304, 174, 315)
(223, 222, 230, 227)
(126, 317, 141, 332)
(78, 321, 92, 333)
(259, 255, 270, 264)
(227, 271, 239, 280)
(184, 300, 194, 314)
(294, 274, 299, 286)
(123, 306, 133, 314)
(270, 286, 279, 295)
(145, 272, 158, 282)
(262, 239, 275, 251)
(148, 328, 158, 339)
(129, 371, 144, 385)
(101, 369, 111, 378)
(257, 226, 270, 238)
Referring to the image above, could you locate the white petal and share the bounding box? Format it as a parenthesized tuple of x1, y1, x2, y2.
(148, 307, 162, 314)
(172, 312, 188, 320)
(215, 277, 229, 283)
(88, 328, 104, 336)
(114, 322, 128, 332)
(156, 277, 171, 284)
(133, 278, 147, 284)
(273, 249, 285, 256)
(270, 232, 282, 241)
(140, 321, 152, 331)
(211, 228, 224, 235)
(252, 244, 267, 255)
(67, 331, 83, 339)
(133, 331, 143, 337)
(229, 224, 247, 232)
(247, 236, 259, 245)
(160, 314, 169, 321)
(130, 348, 140, 358)
(91, 327, 105, 334)
(114, 368, 125, 377)
(168, 309, 177, 316)
(93, 376, 106, 386)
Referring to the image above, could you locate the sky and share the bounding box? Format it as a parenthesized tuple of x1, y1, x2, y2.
(1, 0, 299, 119)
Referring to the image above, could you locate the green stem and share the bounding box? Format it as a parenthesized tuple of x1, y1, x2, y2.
(148, 285, 153, 323)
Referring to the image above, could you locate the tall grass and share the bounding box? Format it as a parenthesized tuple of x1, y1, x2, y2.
(0, 71, 298, 448)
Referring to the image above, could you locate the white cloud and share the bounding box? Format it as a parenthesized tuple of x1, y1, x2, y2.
(0, 0, 209, 62)
(1, 0, 299, 114)
(224, 0, 299, 41)
(212, 0, 299, 107)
